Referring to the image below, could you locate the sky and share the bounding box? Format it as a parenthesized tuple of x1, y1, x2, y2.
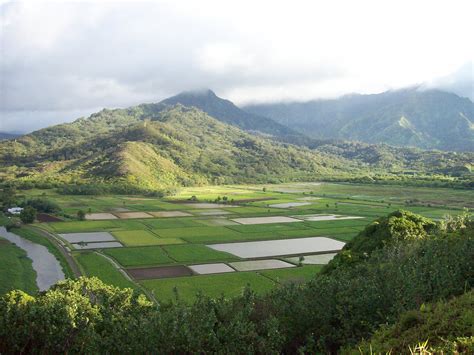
(0, 0, 473, 133)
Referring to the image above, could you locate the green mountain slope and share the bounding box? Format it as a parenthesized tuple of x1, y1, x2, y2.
(1, 94, 472, 191)
(245, 88, 474, 151)
(157, 89, 314, 145)
(0, 106, 353, 190)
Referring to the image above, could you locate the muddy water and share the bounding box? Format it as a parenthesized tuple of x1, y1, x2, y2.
(0, 227, 65, 291)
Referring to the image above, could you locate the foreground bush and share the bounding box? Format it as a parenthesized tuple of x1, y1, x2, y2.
(268, 232, 473, 353)
(353, 290, 474, 354)
(0, 278, 282, 354)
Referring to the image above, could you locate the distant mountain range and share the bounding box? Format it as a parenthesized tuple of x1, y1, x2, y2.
(0, 90, 472, 191)
(244, 88, 474, 152)
(0, 132, 20, 141)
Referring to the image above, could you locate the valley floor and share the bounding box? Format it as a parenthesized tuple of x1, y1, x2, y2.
(1, 182, 472, 302)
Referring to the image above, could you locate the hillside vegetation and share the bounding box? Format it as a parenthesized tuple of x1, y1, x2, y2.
(1, 91, 473, 192)
(159, 89, 311, 145)
(1, 211, 472, 353)
(0, 106, 351, 191)
(245, 88, 474, 151)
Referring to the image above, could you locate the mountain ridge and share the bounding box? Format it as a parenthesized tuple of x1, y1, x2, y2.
(244, 88, 474, 151)
(0, 93, 472, 191)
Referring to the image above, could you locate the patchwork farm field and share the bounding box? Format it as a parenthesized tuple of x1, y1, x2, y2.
(18, 182, 473, 302)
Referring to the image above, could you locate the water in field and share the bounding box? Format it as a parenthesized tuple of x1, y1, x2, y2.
(189, 263, 235, 274)
(0, 226, 65, 291)
(209, 237, 345, 258)
(286, 253, 337, 265)
(59, 232, 116, 243)
(230, 259, 295, 271)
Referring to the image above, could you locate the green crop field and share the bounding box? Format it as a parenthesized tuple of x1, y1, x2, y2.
(163, 244, 238, 263)
(103, 246, 174, 267)
(144, 218, 202, 229)
(112, 230, 163, 246)
(154, 226, 242, 240)
(141, 272, 276, 302)
(226, 223, 309, 233)
(259, 265, 324, 283)
(74, 252, 138, 290)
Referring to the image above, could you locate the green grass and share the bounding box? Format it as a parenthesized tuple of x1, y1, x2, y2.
(143, 218, 202, 229)
(297, 219, 370, 229)
(49, 220, 120, 233)
(259, 265, 323, 283)
(154, 226, 241, 240)
(302, 224, 364, 234)
(103, 246, 174, 267)
(226, 223, 309, 234)
(230, 206, 285, 215)
(0, 238, 38, 295)
(152, 238, 186, 245)
(112, 230, 163, 246)
(74, 252, 138, 290)
(331, 233, 360, 242)
(141, 271, 276, 302)
(163, 244, 238, 263)
(272, 228, 323, 238)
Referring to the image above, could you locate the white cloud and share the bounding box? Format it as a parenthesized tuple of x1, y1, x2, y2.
(0, 0, 473, 132)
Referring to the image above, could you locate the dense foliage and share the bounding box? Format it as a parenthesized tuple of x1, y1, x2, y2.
(20, 198, 60, 214)
(19, 206, 36, 224)
(0, 211, 472, 353)
(323, 210, 437, 272)
(353, 290, 474, 354)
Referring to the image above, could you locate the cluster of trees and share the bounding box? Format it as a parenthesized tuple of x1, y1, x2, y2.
(20, 198, 60, 214)
(59, 184, 167, 197)
(0, 187, 62, 224)
(0, 210, 472, 353)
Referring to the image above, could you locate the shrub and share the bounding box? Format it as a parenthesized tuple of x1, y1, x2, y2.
(19, 206, 36, 224)
(353, 291, 474, 354)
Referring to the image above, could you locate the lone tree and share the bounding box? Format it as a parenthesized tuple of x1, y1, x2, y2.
(20, 206, 37, 224)
(77, 210, 86, 221)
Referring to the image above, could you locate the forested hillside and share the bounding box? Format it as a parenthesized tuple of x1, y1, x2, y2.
(1, 93, 473, 193)
(0, 106, 354, 191)
(160, 89, 303, 141)
(245, 88, 474, 151)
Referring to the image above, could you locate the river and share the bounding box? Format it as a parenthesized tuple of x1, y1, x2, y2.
(0, 226, 65, 291)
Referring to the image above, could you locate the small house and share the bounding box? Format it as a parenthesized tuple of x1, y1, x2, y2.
(7, 207, 23, 215)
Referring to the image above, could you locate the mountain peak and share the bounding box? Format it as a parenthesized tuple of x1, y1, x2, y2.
(174, 88, 217, 99)
(158, 89, 306, 143)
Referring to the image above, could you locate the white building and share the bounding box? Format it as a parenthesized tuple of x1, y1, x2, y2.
(7, 207, 23, 215)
